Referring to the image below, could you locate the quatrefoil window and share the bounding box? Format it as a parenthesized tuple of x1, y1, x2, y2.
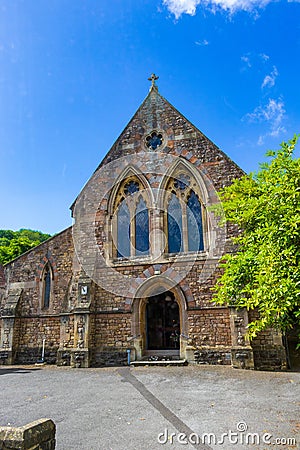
(174, 174, 190, 191)
(124, 180, 140, 196)
(145, 131, 163, 150)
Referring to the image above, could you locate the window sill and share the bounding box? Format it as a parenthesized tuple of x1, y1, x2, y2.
(109, 251, 210, 267)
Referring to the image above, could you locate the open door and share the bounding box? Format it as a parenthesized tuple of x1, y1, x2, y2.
(146, 291, 180, 350)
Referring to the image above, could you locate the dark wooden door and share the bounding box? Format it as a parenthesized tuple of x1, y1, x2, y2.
(146, 292, 180, 350)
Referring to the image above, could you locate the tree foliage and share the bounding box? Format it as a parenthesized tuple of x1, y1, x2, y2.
(213, 136, 300, 339)
(0, 229, 51, 265)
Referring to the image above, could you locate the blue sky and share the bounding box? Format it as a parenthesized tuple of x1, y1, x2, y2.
(0, 0, 299, 234)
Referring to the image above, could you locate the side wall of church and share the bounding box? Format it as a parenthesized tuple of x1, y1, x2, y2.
(1, 227, 77, 364)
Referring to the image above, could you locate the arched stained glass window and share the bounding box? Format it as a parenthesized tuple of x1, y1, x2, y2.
(187, 191, 204, 251)
(167, 194, 183, 253)
(135, 197, 149, 255)
(117, 200, 131, 258)
(164, 168, 206, 255)
(43, 264, 51, 309)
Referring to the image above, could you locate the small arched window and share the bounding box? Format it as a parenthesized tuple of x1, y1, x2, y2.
(42, 263, 52, 309)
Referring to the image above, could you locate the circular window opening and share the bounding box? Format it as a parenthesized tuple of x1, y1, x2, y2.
(145, 131, 163, 150)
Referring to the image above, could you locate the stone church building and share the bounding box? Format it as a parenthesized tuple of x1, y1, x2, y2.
(0, 76, 288, 370)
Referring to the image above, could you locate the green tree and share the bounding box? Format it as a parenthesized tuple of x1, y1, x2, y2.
(0, 229, 51, 265)
(0, 230, 15, 240)
(18, 228, 51, 242)
(213, 136, 300, 340)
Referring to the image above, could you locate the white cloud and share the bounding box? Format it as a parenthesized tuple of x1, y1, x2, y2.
(261, 65, 278, 89)
(195, 39, 209, 46)
(257, 135, 264, 145)
(163, 0, 200, 18)
(208, 0, 271, 12)
(163, 0, 272, 17)
(241, 54, 252, 68)
(245, 98, 286, 144)
(260, 53, 270, 62)
(241, 52, 271, 71)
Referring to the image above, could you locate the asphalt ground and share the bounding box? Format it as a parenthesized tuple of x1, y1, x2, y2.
(0, 365, 299, 450)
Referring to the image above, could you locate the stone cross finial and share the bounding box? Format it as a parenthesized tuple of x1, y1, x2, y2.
(148, 73, 159, 90)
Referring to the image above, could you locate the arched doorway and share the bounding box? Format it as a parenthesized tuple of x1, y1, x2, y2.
(131, 276, 190, 361)
(146, 291, 180, 350)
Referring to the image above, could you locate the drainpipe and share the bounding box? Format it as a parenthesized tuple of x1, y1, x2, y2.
(41, 338, 46, 363)
(37, 338, 46, 364)
(127, 349, 131, 366)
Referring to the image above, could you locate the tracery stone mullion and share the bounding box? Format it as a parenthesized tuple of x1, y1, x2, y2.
(151, 207, 162, 259)
(129, 200, 136, 257)
(110, 213, 117, 259)
(165, 192, 172, 253)
(145, 204, 151, 256)
(201, 203, 208, 251)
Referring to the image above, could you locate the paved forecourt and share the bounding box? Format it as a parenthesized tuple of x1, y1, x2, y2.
(0, 365, 299, 450)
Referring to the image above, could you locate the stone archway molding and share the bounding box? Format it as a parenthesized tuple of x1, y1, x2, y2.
(130, 275, 190, 361)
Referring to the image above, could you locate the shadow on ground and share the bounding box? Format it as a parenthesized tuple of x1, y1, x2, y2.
(0, 367, 41, 376)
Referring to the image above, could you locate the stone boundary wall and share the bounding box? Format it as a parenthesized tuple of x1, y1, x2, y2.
(0, 418, 55, 449)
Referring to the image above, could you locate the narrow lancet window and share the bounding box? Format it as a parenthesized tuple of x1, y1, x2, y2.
(187, 191, 204, 251)
(135, 197, 149, 256)
(117, 201, 131, 258)
(43, 264, 51, 309)
(167, 195, 183, 253)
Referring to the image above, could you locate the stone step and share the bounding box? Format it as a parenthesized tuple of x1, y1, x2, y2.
(130, 359, 187, 367)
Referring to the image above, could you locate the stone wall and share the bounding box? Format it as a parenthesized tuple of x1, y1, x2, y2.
(15, 317, 60, 364)
(186, 307, 232, 366)
(188, 307, 231, 347)
(0, 419, 55, 449)
(192, 349, 232, 365)
(93, 313, 132, 348)
(249, 310, 286, 370)
(91, 349, 128, 367)
(92, 260, 226, 311)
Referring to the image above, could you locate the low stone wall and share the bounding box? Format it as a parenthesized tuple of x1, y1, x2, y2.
(0, 418, 55, 449)
(190, 347, 232, 365)
(91, 348, 128, 367)
(0, 351, 11, 365)
(252, 346, 287, 371)
(15, 348, 58, 365)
